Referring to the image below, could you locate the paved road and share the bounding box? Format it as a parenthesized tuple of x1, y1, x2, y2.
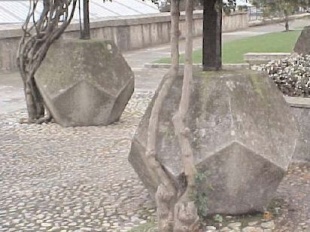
(0, 18, 309, 114)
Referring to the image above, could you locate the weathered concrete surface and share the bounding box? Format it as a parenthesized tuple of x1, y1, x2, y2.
(285, 96, 310, 162)
(294, 26, 310, 54)
(36, 39, 134, 127)
(129, 70, 298, 215)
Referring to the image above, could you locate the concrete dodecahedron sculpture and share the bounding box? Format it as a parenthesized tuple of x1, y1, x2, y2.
(294, 25, 310, 55)
(36, 39, 134, 127)
(129, 69, 298, 215)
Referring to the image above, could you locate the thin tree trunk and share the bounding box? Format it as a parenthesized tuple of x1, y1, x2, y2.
(172, 0, 199, 230)
(170, 0, 180, 77)
(284, 9, 289, 31)
(145, 0, 180, 231)
(31, 77, 45, 118)
(202, 0, 222, 71)
(23, 83, 39, 122)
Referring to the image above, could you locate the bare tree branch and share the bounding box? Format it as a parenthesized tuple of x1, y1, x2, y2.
(17, 0, 78, 123)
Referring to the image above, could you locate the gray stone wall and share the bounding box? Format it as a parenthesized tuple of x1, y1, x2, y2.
(285, 96, 310, 162)
(0, 11, 248, 73)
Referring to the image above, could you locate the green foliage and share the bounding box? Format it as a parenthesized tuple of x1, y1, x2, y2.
(154, 0, 239, 12)
(222, 0, 238, 14)
(191, 172, 209, 218)
(261, 54, 310, 97)
(250, 0, 310, 17)
(213, 214, 223, 223)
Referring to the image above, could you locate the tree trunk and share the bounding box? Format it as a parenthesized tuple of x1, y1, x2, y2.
(145, 0, 200, 230)
(172, 0, 199, 230)
(170, 0, 180, 77)
(145, 0, 180, 231)
(202, 0, 222, 71)
(81, 0, 91, 39)
(17, 0, 78, 123)
(284, 9, 289, 31)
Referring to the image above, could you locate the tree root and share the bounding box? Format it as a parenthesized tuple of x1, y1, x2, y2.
(174, 201, 200, 232)
(35, 114, 53, 124)
(19, 111, 53, 125)
(19, 118, 35, 124)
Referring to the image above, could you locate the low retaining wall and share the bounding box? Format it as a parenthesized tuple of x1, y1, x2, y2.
(285, 96, 310, 162)
(244, 52, 291, 65)
(144, 62, 250, 70)
(0, 11, 248, 73)
(249, 13, 310, 27)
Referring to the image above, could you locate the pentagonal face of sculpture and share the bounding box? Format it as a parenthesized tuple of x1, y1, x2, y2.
(52, 81, 114, 126)
(129, 70, 298, 215)
(129, 139, 160, 197)
(196, 142, 285, 215)
(108, 78, 135, 124)
(36, 39, 134, 126)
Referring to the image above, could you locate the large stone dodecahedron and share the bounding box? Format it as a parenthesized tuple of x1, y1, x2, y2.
(294, 26, 310, 54)
(36, 39, 134, 127)
(129, 70, 298, 215)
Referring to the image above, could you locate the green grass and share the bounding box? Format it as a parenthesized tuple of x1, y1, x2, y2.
(156, 30, 301, 64)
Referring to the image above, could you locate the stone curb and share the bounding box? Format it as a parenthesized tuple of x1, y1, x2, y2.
(144, 63, 250, 70)
(285, 96, 310, 109)
(244, 53, 292, 65)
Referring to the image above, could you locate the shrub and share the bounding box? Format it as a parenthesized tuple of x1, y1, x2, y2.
(252, 54, 310, 97)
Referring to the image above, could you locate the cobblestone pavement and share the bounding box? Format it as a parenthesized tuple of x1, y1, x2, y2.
(0, 92, 156, 232)
(1, 90, 310, 232)
(273, 163, 310, 232)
